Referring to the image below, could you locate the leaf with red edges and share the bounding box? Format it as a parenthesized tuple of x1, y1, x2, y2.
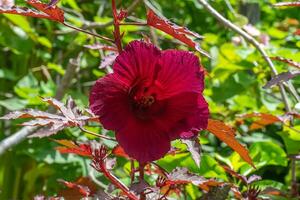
(0, 6, 51, 19)
(0, 0, 64, 22)
(206, 119, 254, 168)
(146, 9, 209, 57)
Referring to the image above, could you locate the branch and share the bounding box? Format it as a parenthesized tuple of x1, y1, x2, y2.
(83, 0, 141, 30)
(0, 57, 80, 156)
(196, 0, 293, 112)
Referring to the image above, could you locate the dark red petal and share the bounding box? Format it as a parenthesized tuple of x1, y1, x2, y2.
(152, 92, 199, 132)
(113, 40, 161, 86)
(156, 50, 204, 100)
(116, 120, 170, 163)
(89, 74, 132, 131)
(168, 95, 209, 140)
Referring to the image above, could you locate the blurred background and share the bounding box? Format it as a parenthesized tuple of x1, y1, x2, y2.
(0, 0, 300, 199)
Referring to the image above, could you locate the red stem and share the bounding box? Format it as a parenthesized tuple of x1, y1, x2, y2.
(139, 162, 146, 200)
(100, 162, 139, 200)
(112, 0, 123, 53)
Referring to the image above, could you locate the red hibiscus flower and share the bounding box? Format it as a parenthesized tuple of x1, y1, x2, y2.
(89, 40, 209, 163)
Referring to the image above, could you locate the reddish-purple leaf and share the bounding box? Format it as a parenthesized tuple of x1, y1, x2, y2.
(181, 137, 201, 168)
(146, 9, 209, 57)
(166, 167, 207, 186)
(270, 56, 300, 70)
(1, 96, 97, 138)
(263, 71, 300, 88)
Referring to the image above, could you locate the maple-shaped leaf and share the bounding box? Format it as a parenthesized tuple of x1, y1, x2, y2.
(274, 2, 300, 7)
(0, 0, 64, 22)
(54, 139, 93, 157)
(270, 56, 300, 70)
(0, 96, 97, 138)
(263, 71, 300, 88)
(181, 137, 201, 168)
(238, 113, 281, 130)
(146, 9, 209, 57)
(58, 177, 98, 199)
(206, 119, 254, 168)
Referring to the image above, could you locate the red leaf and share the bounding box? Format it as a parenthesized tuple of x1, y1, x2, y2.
(270, 56, 300, 70)
(146, 9, 209, 57)
(274, 2, 300, 7)
(27, 0, 64, 22)
(112, 145, 130, 159)
(206, 119, 254, 168)
(58, 177, 98, 198)
(0, 0, 64, 22)
(239, 113, 281, 130)
(54, 140, 93, 157)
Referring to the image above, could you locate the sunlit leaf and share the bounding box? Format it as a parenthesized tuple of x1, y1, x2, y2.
(206, 119, 254, 168)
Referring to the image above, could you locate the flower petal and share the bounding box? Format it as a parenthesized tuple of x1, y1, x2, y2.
(113, 40, 161, 86)
(156, 50, 204, 100)
(116, 119, 170, 163)
(168, 95, 209, 140)
(89, 74, 132, 131)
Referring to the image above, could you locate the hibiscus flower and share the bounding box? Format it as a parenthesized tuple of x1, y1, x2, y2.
(89, 40, 209, 163)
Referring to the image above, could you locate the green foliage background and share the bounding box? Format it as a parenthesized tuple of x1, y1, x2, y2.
(0, 0, 300, 199)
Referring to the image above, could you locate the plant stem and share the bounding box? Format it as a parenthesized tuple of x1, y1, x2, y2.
(99, 161, 139, 200)
(62, 22, 114, 43)
(79, 126, 116, 141)
(139, 162, 146, 200)
(119, 22, 147, 26)
(196, 0, 294, 113)
(112, 0, 123, 53)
